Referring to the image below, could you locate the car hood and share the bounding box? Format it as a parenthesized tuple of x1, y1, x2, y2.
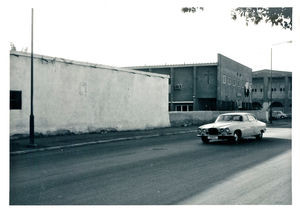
(199, 122, 236, 129)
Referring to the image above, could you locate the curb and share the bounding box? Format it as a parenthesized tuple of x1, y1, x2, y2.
(10, 130, 197, 155)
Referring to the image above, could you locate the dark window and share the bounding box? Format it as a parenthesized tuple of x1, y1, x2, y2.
(176, 105, 181, 111)
(260, 88, 263, 92)
(188, 105, 193, 111)
(182, 105, 187, 111)
(10, 90, 22, 110)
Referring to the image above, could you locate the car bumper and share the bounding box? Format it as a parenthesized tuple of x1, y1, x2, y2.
(197, 135, 235, 141)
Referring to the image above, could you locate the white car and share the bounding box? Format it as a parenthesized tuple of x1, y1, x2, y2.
(197, 112, 267, 143)
(272, 111, 287, 119)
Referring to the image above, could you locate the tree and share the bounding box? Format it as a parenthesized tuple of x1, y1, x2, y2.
(181, 7, 204, 13)
(231, 7, 292, 30)
(10, 42, 16, 51)
(181, 7, 292, 30)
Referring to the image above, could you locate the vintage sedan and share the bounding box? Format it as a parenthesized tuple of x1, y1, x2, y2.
(197, 112, 266, 143)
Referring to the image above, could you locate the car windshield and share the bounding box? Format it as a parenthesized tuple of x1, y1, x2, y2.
(216, 115, 243, 122)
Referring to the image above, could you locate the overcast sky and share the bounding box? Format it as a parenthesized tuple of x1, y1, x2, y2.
(5, 0, 296, 72)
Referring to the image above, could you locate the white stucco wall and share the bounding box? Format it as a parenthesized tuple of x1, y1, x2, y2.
(10, 51, 170, 136)
(169, 110, 268, 127)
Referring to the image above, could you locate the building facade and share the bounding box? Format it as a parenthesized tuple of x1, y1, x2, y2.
(252, 70, 292, 113)
(126, 54, 252, 111)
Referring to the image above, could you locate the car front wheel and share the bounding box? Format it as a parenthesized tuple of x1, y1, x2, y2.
(201, 136, 210, 144)
(233, 131, 241, 143)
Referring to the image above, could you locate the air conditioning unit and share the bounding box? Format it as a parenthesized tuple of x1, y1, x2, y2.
(174, 84, 183, 90)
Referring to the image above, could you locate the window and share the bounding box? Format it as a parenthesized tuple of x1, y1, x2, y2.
(10, 90, 22, 110)
(260, 88, 263, 92)
(248, 115, 256, 121)
(175, 104, 193, 112)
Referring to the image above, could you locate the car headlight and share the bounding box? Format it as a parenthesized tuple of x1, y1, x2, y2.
(225, 128, 231, 133)
(220, 128, 224, 133)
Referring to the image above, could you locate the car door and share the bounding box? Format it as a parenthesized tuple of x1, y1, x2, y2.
(240, 115, 253, 137)
(247, 114, 258, 135)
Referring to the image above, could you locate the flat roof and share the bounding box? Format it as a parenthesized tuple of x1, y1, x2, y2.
(124, 62, 218, 70)
(253, 69, 292, 78)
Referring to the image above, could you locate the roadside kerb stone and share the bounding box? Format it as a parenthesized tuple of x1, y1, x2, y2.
(10, 129, 197, 155)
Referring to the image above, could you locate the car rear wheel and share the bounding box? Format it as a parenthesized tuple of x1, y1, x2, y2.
(202, 136, 210, 144)
(256, 131, 263, 140)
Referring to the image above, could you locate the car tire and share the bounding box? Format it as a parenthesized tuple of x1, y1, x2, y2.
(233, 131, 241, 143)
(202, 136, 210, 144)
(255, 131, 263, 140)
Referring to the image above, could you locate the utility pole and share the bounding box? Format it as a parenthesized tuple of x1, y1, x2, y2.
(29, 8, 36, 147)
(269, 48, 273, 123)
(269, 40, 292, 124)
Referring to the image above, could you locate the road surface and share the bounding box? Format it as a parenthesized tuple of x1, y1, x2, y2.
(10, 126, 291, 205)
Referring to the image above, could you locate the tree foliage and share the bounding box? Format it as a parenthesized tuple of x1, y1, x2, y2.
(231, 7, 292, 30)
(181, 7, 292, 30)
(182, 7, 204, 13)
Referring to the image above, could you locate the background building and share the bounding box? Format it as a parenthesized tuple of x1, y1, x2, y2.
(126, 54, 252, 111)
(252, 70, 292, 113)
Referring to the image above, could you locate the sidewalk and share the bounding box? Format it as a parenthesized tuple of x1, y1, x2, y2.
(10, 126, 198, 155)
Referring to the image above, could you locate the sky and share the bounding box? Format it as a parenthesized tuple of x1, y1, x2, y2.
(4, 0, 297, 72)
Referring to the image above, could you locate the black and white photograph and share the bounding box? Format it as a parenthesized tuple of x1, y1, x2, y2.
(3, 0, 299, 210)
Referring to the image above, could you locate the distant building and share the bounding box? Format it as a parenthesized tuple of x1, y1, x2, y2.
(126, 54, 252, 111)
(252, 70, 292, 113)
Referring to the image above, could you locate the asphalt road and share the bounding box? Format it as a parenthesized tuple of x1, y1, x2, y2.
(10, 126, 291, 205)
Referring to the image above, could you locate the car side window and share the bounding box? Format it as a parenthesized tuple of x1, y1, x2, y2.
(248, 115, 256, 122)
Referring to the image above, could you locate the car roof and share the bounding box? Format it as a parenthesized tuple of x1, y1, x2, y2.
(219, 112, 251, 116)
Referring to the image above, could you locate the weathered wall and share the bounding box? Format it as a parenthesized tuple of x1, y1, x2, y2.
(169, 110, 268, 127)
(10, 51, 170, 136)
(196, 66, 217, 99)
(217, 54, 252, 105)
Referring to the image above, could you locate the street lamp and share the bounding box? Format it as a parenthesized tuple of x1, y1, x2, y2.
(269, 40, 292, 123)
(28, 8, 36, 147)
